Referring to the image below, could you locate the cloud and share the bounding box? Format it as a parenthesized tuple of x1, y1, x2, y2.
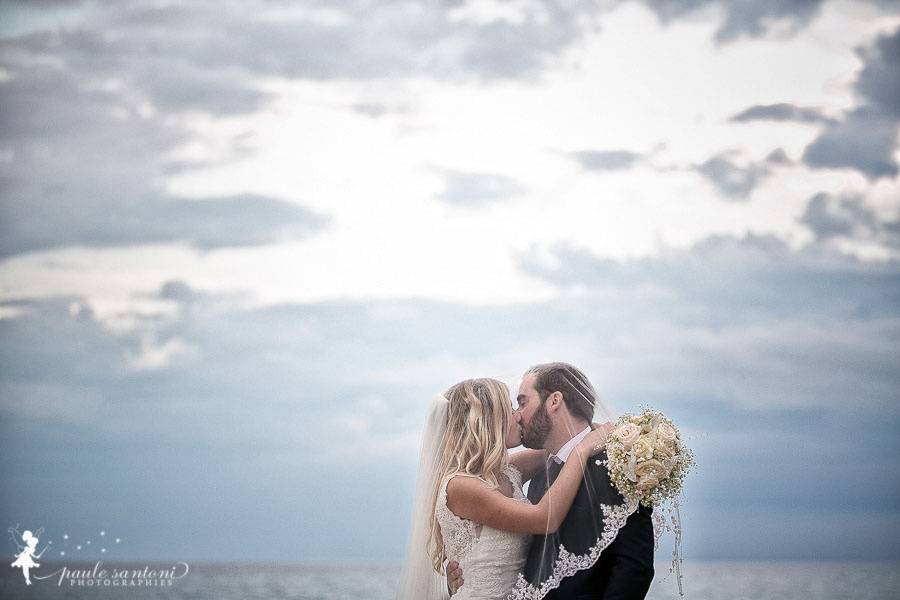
(855, 25, 900, 118)
(764, 147, 793, 165)
(729, 103, 836, 125)
(682, 148, 791, 200)
(711, 0, 826, 43)
(4, 1, 604, 85)
(350, 100, 413, 119)
(3, 0, 900, 563)
(570, 150, 644, 172)
(517, 234, 900, 417)
(0, 33, 326, 258)
(637, 0, 898, 44)
(800, 191, 900, 248)
(433, 168, 525, 206)
(2, 2, 897, 262)
(0, 180, 328, 257)
(693, 150, 777, 200)
(151, 194, 328, 250)
(802, 106, 899, 180)
(2, 238, 900, 559)
(802, 27, 900, 180)
(0, 1, 606, 257)
(130, 60, 270, 116)
(637, 0, 826, 44)
(158, 280, 204, 303)
(7, 1, 894, 104)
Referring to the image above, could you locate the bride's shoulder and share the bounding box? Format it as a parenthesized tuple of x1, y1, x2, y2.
(443, 473, 492, 516)
(446, 471, 507, 500)
(444, 471, 488, 493)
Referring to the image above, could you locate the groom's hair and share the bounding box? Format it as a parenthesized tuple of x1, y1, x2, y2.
(525, 362, 596, 424)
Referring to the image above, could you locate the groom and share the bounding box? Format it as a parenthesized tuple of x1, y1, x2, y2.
(447, 362, 655, 600)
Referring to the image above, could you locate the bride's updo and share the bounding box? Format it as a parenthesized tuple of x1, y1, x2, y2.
(428, 377, 512, 571)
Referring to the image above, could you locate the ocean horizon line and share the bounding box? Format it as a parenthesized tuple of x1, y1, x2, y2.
(27, 558, 900, 568)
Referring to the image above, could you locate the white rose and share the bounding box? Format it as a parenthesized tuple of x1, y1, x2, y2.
(633, 437, 654, 460)
(634, 458, 667, 480)
(615, 422, 641, 447)
(635, 475, 659, 491)
(653, 439, 674, 458)
(656, 423, 677, 443)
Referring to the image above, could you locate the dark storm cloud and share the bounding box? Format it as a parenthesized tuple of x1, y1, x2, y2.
(570, 150, 644, 172)
(434, 169, 525, 206)
(729, 103, 836, 125)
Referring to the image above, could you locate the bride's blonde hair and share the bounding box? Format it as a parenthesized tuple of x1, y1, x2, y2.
(428, 377, 512, 572)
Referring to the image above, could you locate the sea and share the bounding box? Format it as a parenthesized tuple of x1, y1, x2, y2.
(2, 561, 898, 599)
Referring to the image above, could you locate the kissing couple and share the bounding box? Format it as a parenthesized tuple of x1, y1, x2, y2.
(398, 362, 655, 600)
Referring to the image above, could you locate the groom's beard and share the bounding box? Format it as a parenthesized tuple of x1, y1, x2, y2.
(521, 400, 552, 449)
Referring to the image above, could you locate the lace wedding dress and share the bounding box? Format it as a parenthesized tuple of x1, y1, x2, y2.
(435, 463, 532, 600)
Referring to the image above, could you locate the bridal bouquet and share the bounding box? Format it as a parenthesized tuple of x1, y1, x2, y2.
(605, 408, 694, 507)
(605, 408, 694, 597)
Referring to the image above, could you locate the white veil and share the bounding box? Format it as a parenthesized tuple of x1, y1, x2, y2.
(509, 362, 641, 600)
(397, 394, 450, 600)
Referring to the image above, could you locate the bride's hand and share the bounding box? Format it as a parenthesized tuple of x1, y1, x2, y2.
(447, 560, 463, 595)
(576, 422, 614, 459)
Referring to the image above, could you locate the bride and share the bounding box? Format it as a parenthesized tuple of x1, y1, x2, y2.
(398, 378, 611, 600)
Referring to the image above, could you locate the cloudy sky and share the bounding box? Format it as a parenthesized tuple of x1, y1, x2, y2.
(1, 0, 899, 566)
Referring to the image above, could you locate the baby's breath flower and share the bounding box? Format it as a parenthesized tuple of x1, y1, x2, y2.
(606, 408, 694, 508)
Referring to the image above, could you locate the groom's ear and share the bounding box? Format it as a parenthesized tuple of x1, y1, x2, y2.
(546, 391, 563, 412)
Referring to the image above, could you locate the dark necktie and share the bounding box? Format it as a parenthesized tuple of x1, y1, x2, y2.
(547, 459, 564, 485)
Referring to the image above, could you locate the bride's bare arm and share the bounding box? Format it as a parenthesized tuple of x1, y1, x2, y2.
(446, 427, 611, 535)
(509, 449, 549, 482)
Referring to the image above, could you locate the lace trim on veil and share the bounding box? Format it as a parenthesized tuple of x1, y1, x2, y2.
(507, 497, 639, 600)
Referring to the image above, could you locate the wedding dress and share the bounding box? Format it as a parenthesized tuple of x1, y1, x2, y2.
(397, 396, 532, 600)
(435, 463, 532, 600)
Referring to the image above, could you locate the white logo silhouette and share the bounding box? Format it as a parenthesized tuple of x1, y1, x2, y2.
(9, 526, 48, 585)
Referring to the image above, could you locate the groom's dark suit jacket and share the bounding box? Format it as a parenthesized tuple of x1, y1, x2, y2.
(524, 452, 654, 600)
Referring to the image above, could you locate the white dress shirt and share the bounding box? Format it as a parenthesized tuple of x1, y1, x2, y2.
(549, 425, 592, 465)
